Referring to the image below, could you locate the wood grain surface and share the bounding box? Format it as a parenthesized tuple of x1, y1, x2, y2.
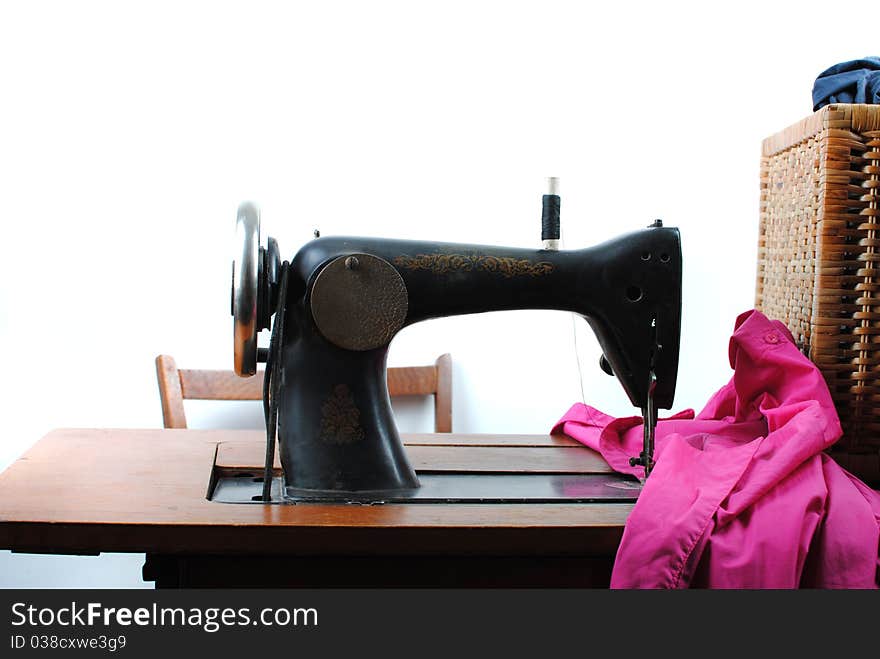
(0, 429, 630, 557)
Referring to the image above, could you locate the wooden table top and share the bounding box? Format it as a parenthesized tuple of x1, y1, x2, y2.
(0, 429, 632, 557)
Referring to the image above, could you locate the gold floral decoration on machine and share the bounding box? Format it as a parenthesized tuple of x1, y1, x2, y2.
(393, 253, 555, 278)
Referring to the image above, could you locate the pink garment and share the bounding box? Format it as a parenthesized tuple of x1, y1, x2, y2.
(553, 309, 880, 588)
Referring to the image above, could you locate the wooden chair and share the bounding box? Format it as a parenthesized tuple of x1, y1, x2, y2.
(155, 353, 452, 432)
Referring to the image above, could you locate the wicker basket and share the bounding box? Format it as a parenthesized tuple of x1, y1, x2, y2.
(756, 103, 880, 483)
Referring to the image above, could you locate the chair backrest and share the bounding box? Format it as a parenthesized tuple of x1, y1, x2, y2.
(156, 353, 452, 432)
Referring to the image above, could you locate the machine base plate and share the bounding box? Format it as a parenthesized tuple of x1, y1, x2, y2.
(210, 472, 642, 505)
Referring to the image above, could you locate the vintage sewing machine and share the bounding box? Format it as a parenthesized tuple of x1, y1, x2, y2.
(216, 185, 682, 505)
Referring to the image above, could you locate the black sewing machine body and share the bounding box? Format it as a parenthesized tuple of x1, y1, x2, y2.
(265, 228, 681, 497)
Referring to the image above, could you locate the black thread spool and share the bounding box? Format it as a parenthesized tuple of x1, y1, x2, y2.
(542, 177, 560, 250)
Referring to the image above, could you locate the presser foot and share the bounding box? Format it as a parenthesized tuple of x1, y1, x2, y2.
(629, 452, 655, 483)
(629, 370, 658, 480)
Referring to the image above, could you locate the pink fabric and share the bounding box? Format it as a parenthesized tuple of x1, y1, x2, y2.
(552, 309, 880, 588)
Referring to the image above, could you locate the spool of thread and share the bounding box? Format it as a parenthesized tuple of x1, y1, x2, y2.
(542, 177, 560, 250)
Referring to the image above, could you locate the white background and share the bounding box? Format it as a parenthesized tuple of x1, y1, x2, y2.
(0, 0, 864, 586)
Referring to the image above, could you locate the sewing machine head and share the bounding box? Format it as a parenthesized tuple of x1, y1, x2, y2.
(231, 190, 681, 500)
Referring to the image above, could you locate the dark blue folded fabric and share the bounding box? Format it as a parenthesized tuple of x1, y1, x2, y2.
(812, 57, 880, 111)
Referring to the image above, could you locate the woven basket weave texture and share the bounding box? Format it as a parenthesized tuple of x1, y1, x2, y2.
(757, 104, 880, 481)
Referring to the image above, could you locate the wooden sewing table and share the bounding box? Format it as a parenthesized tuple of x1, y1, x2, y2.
(0, 429, 632, 587)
